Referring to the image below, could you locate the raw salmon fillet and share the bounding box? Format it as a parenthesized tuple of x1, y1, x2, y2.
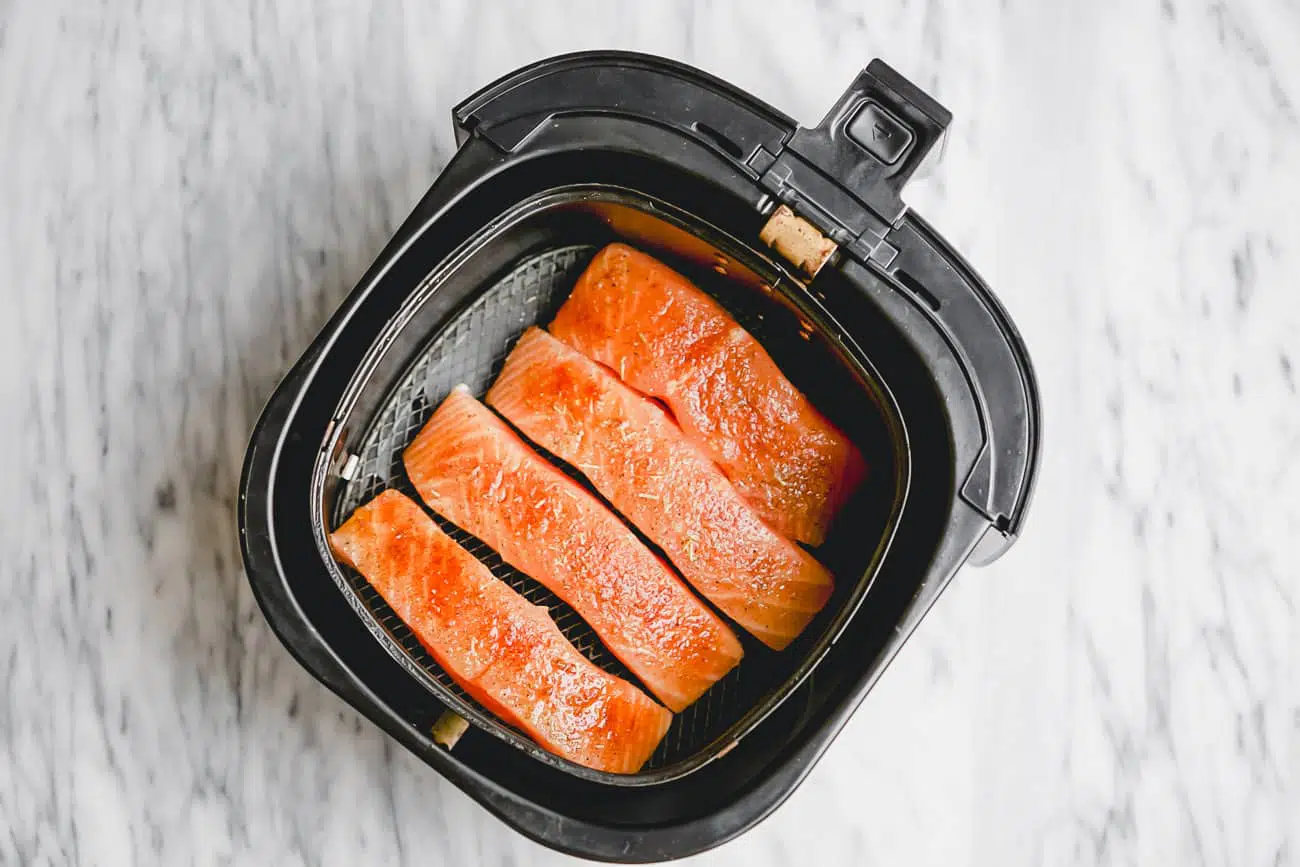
(550, 243, 866, 546)
(329, 490, 671, 773)
(489, 328, 834, 650)
(403, 387, 743, 712)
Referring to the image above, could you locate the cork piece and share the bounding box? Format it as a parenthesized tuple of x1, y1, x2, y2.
(759, 205, 837, 278)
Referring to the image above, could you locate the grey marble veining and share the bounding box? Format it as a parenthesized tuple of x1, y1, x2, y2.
(2, 1, 1297, 865)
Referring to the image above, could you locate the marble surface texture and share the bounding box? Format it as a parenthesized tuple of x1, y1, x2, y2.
(3, 1, 1297, 864)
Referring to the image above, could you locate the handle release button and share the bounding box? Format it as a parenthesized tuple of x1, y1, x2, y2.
(846, 101, 914, 165)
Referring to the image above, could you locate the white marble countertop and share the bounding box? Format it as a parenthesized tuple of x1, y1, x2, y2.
(3, 1, 1297, 864)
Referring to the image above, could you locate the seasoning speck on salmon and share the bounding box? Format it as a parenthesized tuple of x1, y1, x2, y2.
(329, 489, 671, 773)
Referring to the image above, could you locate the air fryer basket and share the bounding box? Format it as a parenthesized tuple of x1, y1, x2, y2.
(240, 51, 1039, 861)
(313, 188, 907, 785)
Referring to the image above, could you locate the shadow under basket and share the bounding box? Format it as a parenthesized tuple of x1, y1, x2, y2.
(240, 52, 1039, 862)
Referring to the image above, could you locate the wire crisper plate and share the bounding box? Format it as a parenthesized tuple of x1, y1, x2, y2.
(332, 244, 752, 773)
(327, 240, 862, 779)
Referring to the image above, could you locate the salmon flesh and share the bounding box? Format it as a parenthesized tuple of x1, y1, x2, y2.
(550, 243, 866, 546)
(403, 388, 743, 712)
(489, 328, 834, 650)
(329, 489, 672, 773)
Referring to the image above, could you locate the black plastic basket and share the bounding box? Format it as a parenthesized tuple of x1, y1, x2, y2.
(239, 52, 1039, 862)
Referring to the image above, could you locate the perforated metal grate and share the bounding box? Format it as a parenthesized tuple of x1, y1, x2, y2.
(328, 243, 851, 776)
(330, 246, 745, 770)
